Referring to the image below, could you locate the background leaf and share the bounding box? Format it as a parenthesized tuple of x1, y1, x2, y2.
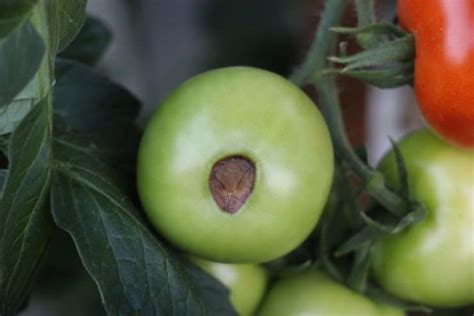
(45, 0, 87, 53)
(54, 59, 140, 134)
(53, 59, 141, 173)
(59, 16, 112, 65)
(0, 0, 88, 135)
(0, 21, 45, 108)
(0, 72, 44, 135)
(0, 0, 38, 38)
(51, 136, 236, 316)
(0, 99, 53, 315)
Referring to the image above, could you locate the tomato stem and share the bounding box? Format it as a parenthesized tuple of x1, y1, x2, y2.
(289, 0, 349, 86)
(290, 0, 407, 217)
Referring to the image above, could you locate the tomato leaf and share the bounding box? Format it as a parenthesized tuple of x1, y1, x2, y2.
(0, 0, 87, 132)
(330, 37, 414, 71)
(389, 138, 411, 201)
(53, 59, 140, 134)
(335, 226, 377, 257)
(0, 72, 44, 135)
(59, 16, 112, 65)
(0, 0, 38, 38)
(53, 59, 141, 174)
(331, 23, 406, 38)
(0, 99, 53, 315)
(51, 136, 236, 316)
(45, 0, 87, 53)
(329, 23, 415, 88)
(0, 21, 45, 108)
(347, 243, 371, 292)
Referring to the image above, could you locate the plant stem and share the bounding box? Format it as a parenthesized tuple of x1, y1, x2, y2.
(291, 0, 406, 217)
(316, 79, 404, 216)
(290, 0, 349, 85)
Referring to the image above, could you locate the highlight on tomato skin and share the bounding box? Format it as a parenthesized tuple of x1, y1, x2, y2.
(397, 0, 474, 149)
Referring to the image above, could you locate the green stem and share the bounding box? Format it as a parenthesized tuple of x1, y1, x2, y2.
(290, 0, 406, 217)
(316, 79, 404, 216)
(290, 0, 349, 85)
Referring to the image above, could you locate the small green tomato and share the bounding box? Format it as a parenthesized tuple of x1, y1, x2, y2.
(137, 67, 334, 263)
(192, 257, 268, 316)
(372, 129, 474, 307)
(258, 269, 405, 316)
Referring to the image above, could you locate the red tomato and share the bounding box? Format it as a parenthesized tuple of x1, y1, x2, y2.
(398, 0, 474, 148)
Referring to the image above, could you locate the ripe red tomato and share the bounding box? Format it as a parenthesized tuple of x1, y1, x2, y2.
(398, 0, 474, 148)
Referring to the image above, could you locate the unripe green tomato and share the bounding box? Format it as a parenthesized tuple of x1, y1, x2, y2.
(137, 67, 334, 263)
(258, 269, 405, 316)
(192, 257, 268, 315)
(373, 129, 474, 307)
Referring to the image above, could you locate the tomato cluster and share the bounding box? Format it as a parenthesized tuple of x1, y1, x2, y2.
(137, 63, 473, 314)
(137, 1, 474, 313)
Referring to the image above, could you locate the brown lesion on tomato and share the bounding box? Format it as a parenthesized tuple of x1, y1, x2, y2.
(209, 156, 255, 214)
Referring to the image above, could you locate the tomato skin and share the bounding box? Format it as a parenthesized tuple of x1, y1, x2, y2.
(258, 269, 405, 316)
(398, 0, 474, 148)
(372, 129, 474, 307)
(192, 258, 268, 316)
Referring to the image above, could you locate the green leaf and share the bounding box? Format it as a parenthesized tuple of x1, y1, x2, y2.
(346, 243, 371, 292)
(53, 59, 141, 172)
(335, 226, 377, 257)
(360, 207, 425, 235)
(51, 137, 236, 316)
(0, 21, 45, 107)
(54, 59, 140, 134)
(330, 36, 414, 71)
(0, 0, 88, 134)
(45, 0, 87, 53)
(0, 99, 53, 315)
(0, 73, 43, 135)
(331, 23, 406, 38)
(0, 0, 38, 38)
(0, 100, 35, 135)
(59, 16, 112, 65)
(340, 62, 414, 88)
(328, 31, 415, 88)
(389, 137, 416, 207)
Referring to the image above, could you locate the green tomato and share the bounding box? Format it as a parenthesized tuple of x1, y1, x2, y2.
(192, 257, 268, 315)
(258, 269, 405, 316)
(372, 129, 474, 307)
(137, 67, 334, 263)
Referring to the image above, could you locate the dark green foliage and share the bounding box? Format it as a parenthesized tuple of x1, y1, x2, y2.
(0, 2, 236, 315)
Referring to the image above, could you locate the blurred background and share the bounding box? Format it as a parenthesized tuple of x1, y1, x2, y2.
(83, 0, 422, 166)
(23, 0, 470, 315)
